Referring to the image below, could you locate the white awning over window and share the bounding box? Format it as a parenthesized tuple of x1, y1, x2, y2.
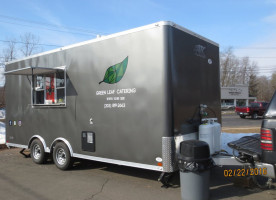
(5, 66, 65, 75)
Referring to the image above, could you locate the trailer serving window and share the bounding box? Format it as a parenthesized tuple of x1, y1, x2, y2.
(33, 72, 65, 105)
(5, 66, 66, 107)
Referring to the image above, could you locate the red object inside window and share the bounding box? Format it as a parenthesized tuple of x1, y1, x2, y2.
(46, 74, 55, 103)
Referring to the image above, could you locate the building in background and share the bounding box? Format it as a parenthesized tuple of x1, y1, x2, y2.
(221, 85, 256, 109)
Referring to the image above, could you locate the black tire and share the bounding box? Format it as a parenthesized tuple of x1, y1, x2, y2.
(53, 142, 73, 170)
(240, 115, 246, 119)
(251, 113, 258, 120)
(30, 139, 46, 164)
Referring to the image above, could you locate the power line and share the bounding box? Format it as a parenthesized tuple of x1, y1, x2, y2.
(236, 48, 276, 49)
(0, 14, 108, 36)
(0, 19, 100, 36)
(221, 70, 276, 72)
(1, 14, 276, 51)
(0, 39, 61, 47)
(245, 57, 276, 59)
(220, 56, 276, 59)
(222, 46, 276, 50)
(0, 14, 107, 35)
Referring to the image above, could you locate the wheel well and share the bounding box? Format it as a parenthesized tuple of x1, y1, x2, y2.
(28, 135, 47, 152)
(28, 138, 36, 149)
(50, 138, 73, 156)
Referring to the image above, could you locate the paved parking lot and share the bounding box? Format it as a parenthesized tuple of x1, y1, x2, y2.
(0, 113, 273, 200)
(0, 148, 276, 200)
(222, 113, 263, 133)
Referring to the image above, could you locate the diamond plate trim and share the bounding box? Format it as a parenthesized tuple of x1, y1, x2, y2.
(162, 136, 176, 172)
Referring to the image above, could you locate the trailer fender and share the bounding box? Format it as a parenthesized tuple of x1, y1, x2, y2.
(28, 135, 49, 153)
(50, 138, 73, 156)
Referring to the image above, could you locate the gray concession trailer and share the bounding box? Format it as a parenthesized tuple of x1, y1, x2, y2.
(5, 21, 221, 176)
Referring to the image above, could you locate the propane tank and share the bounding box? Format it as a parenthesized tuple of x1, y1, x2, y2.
(199, 119, 215, 155)
(210, 118, 221, 153)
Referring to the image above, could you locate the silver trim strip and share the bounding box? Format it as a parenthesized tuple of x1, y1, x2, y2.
(5, 21, 218, 65)
(73, 153, 163, 171)
(50, 137, 74, 156)
(6, 142, 163, 171)
(6, 143, 28, 149)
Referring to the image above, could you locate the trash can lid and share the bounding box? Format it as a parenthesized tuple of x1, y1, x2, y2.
(179, 140, 210, 162)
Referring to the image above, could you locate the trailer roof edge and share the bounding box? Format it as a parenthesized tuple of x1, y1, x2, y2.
(160, 21, 219, 47)
(5, 21, 219, 65)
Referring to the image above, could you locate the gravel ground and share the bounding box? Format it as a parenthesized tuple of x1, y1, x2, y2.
(0, 144, 7, 151)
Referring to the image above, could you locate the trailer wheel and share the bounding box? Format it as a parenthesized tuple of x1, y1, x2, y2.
(53, 142, 73, 170)
(30, 139, 46, 164)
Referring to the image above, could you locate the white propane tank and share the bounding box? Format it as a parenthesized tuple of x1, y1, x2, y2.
(214, 119, 221, 152)
(212, 118, 221, 153)
(199, 119, 215, 155)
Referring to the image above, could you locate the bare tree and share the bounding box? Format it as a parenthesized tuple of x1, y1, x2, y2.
(248, 74, 258, 97)
(271, 72, 276, 91)
(220, 48, 259, 96)
(220, 48, 240, 87)
(20, 32, 42, 56)
(2, 38, 17, 62)
(256, 76, 274, 101)
(0, 38, 17, 95)
(240, 58, 258, 86)
(0, 38, 17, 107)
(0, 33, 42, 107)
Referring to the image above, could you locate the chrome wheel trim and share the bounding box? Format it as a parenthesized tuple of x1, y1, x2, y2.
(33, 144, 41, 160)
(56, 148, 66, 166)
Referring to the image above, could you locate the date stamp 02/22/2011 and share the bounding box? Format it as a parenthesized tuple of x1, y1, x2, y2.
(224, 168, 267, 177)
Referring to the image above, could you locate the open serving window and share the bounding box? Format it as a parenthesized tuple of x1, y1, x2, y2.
(5, 66, 66, 107)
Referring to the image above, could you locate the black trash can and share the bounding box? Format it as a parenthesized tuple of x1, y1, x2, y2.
(178, 140, 213, 200)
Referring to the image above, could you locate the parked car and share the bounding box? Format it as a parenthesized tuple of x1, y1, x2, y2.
(261, 91, 276, 164)
(221, 103, 235, 110)
(235, 101, 269, 119)
(226, 92, 276, 183)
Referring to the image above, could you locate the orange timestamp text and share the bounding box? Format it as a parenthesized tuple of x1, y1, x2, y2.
(224, 168, 267, 177)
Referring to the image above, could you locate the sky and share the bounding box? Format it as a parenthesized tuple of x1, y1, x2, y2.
(0, 0, 275, 80)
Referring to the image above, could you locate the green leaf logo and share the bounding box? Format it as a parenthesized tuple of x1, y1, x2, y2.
(99, 57, 128, 84)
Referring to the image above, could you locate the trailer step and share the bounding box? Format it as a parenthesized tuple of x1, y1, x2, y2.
(227, 134, 261, 157)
